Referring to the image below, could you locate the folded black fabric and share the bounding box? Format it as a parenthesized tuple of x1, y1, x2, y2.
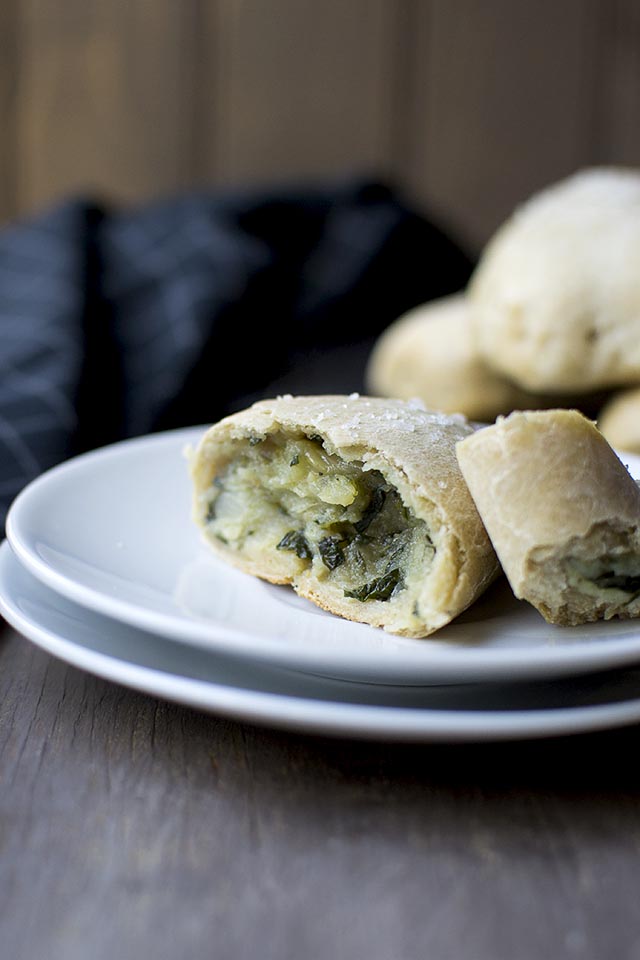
(0, 179, 472, 531)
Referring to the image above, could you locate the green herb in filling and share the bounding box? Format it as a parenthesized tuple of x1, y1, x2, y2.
(354, 487, 386, 534)
(344, 540, 367, 577)
(593, 571, 640, 593)
(205, 500, 216, 522)
(248, 435, 264, 446)
(568, 557, 640, 599)
(318, 536, 345, 570)
(383, 529, 424, 570)
(289, 454, 299, 466)
(344, 568, 403, 602)
(277, 530, 313, 561)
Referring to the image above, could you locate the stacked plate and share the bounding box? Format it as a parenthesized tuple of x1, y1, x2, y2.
(4, 427, 640, 742)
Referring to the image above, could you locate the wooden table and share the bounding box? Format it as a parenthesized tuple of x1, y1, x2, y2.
(2, 620, 640, 960)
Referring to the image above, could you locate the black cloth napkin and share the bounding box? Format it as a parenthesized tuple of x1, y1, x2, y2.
(0, 179, 472, 532)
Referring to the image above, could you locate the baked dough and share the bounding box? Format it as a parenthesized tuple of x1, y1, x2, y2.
(598, 388, 640, 454)
(190, 395, 499, 637)
(470, 168, 640, 392)
(366, 294, 546, 420)
(456, 409, 640, 626)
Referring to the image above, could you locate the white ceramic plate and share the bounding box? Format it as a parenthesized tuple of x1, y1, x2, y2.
(4, 541, 640, 741)
(7, 427, 640, 684)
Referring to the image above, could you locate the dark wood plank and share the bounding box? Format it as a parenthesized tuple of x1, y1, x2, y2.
(0, 0, 19, 222)
(206, 0, 396, 184)
(399, 0, 602, 251)
(596, 0, 640, 165)
(2, 624, 640, 960)
(5, 0, 638, 240)
(16, 0, 201, 213)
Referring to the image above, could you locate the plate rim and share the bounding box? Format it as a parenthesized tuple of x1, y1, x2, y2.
(4, 540, 640, 742)
(8, 427, 640, 684)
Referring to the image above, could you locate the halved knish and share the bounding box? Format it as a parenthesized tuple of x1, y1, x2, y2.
(190, 395, 499, 637)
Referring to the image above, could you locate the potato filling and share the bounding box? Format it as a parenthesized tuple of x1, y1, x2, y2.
(566, 556, 640, 602)
(202, 432, 434, 602)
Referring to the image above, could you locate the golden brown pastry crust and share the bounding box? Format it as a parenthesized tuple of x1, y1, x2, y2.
(190, 395, 499, 637)
(456, 409, 640, 625)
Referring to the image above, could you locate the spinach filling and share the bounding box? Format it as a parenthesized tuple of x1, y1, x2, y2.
(592, 571, 640, 594)
(318, 536, 346, 571)
(205, 431, 434, 603)
(344, 568, 403, 602)
(277, 530, 313, 561)
(567, 557, 640, 601)
(354, 487, 386, 534)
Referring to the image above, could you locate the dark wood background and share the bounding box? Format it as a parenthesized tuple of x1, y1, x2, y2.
(2, 0, 640, 250)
